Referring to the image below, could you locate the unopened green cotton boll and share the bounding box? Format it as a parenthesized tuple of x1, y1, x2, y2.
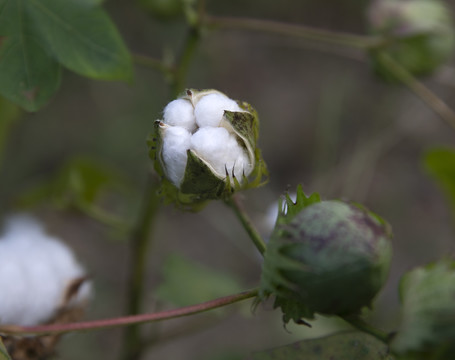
(148, 89, 268, 210)
(391, 260, 455, 358)
(259, 190, 392, 324)
(368, 0, 455, 77)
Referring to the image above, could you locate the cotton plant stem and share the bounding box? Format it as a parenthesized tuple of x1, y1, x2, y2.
(123, 19, 202, 359)
(121, 176, 160, 360)
(0, 289, 258, 337)
(132, 53, 175, 77)
(204, 15, 383, 50)
(342, 315, 390, 344)
(225, 195, 267, 256)
(171, 26, 201, 96)
(377, 52, 455, 132)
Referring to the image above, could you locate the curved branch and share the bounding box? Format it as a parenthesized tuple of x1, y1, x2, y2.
(0, 289, 258, 337)
(205, 15, 383, 49)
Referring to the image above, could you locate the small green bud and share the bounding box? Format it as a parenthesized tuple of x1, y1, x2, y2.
(258, 186, 393, 324)
(148, 89, 268, 210)
(391, 260, 455, 358)
(368, 0, 455, 77)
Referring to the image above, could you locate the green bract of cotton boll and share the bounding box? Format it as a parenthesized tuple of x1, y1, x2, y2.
(368, 0, 455, 78)
(258, 185, 393, 324)
(391, 260, 455, 359)
(148, 89, 268, 210)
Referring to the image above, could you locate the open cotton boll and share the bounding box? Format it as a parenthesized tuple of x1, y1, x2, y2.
(163, 98, 197, 133)
(0, 214, 91, 326)
(190, 127, 251, 179)
(161, 125, 192, 186)
(194, 93, 243, 128)
(151, 88, 267, 208)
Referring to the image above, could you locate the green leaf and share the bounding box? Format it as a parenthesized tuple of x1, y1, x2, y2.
(391, 260, 455, 358)
(0, 0, 131, 110)
(155, 253, 243, 307)
(0, 97, 20, 162)
(423, 147, 455, 213)
(17, 156, 127, 209)
(0, 38, 60, 111)
(0, 0, 61, 111)
(0, 337, 11, 360)
(250, 331, 393, 360)
(27, 0, 132, 80)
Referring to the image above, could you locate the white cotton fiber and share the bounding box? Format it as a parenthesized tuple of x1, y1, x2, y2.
(159, 90, 255, 187)
(163, 99, 197, 133)
(0, 214, 91, 326)
(161, 125, 192, 186)
(194, 93, 243, 128)
(190, 127, 252, 179)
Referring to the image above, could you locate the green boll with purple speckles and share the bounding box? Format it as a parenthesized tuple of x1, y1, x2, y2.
(259, 198, 393, 324)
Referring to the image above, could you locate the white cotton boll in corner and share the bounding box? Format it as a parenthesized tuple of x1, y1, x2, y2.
(163, 99, 197, 133)
(194, 93, 243, 128)
(162, 125, 192, 186)
(0, 214, 91, 326)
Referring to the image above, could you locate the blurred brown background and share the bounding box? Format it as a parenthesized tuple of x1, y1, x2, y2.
(1, 0, 455, 359)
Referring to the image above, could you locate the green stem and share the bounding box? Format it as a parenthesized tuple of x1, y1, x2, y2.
(0, 289, 258, 336)
(171, 26, 201, 96)
(205, 15, 383, 49)
(342, 315, 390, 344)
(225, 195, 267, 256)
(377, 51, 455, 132)
(133, 53, 175, 76)
(122, 20, 202, 359)
(121, 176, 160, 360)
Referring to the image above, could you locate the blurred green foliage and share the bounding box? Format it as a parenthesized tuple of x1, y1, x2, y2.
(424, 147, 455, 216)
(0, 338, 11, 360)
(250, 331, 393, 360)
(0, 0, 131, 110)
(155, 253, 243, 307)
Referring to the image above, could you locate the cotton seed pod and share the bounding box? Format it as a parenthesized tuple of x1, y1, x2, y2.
(368, 0, 455, 78)
(148, 89, 268, 210)
(391, 260, 455, 358)
(258, 186, 393, 324)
